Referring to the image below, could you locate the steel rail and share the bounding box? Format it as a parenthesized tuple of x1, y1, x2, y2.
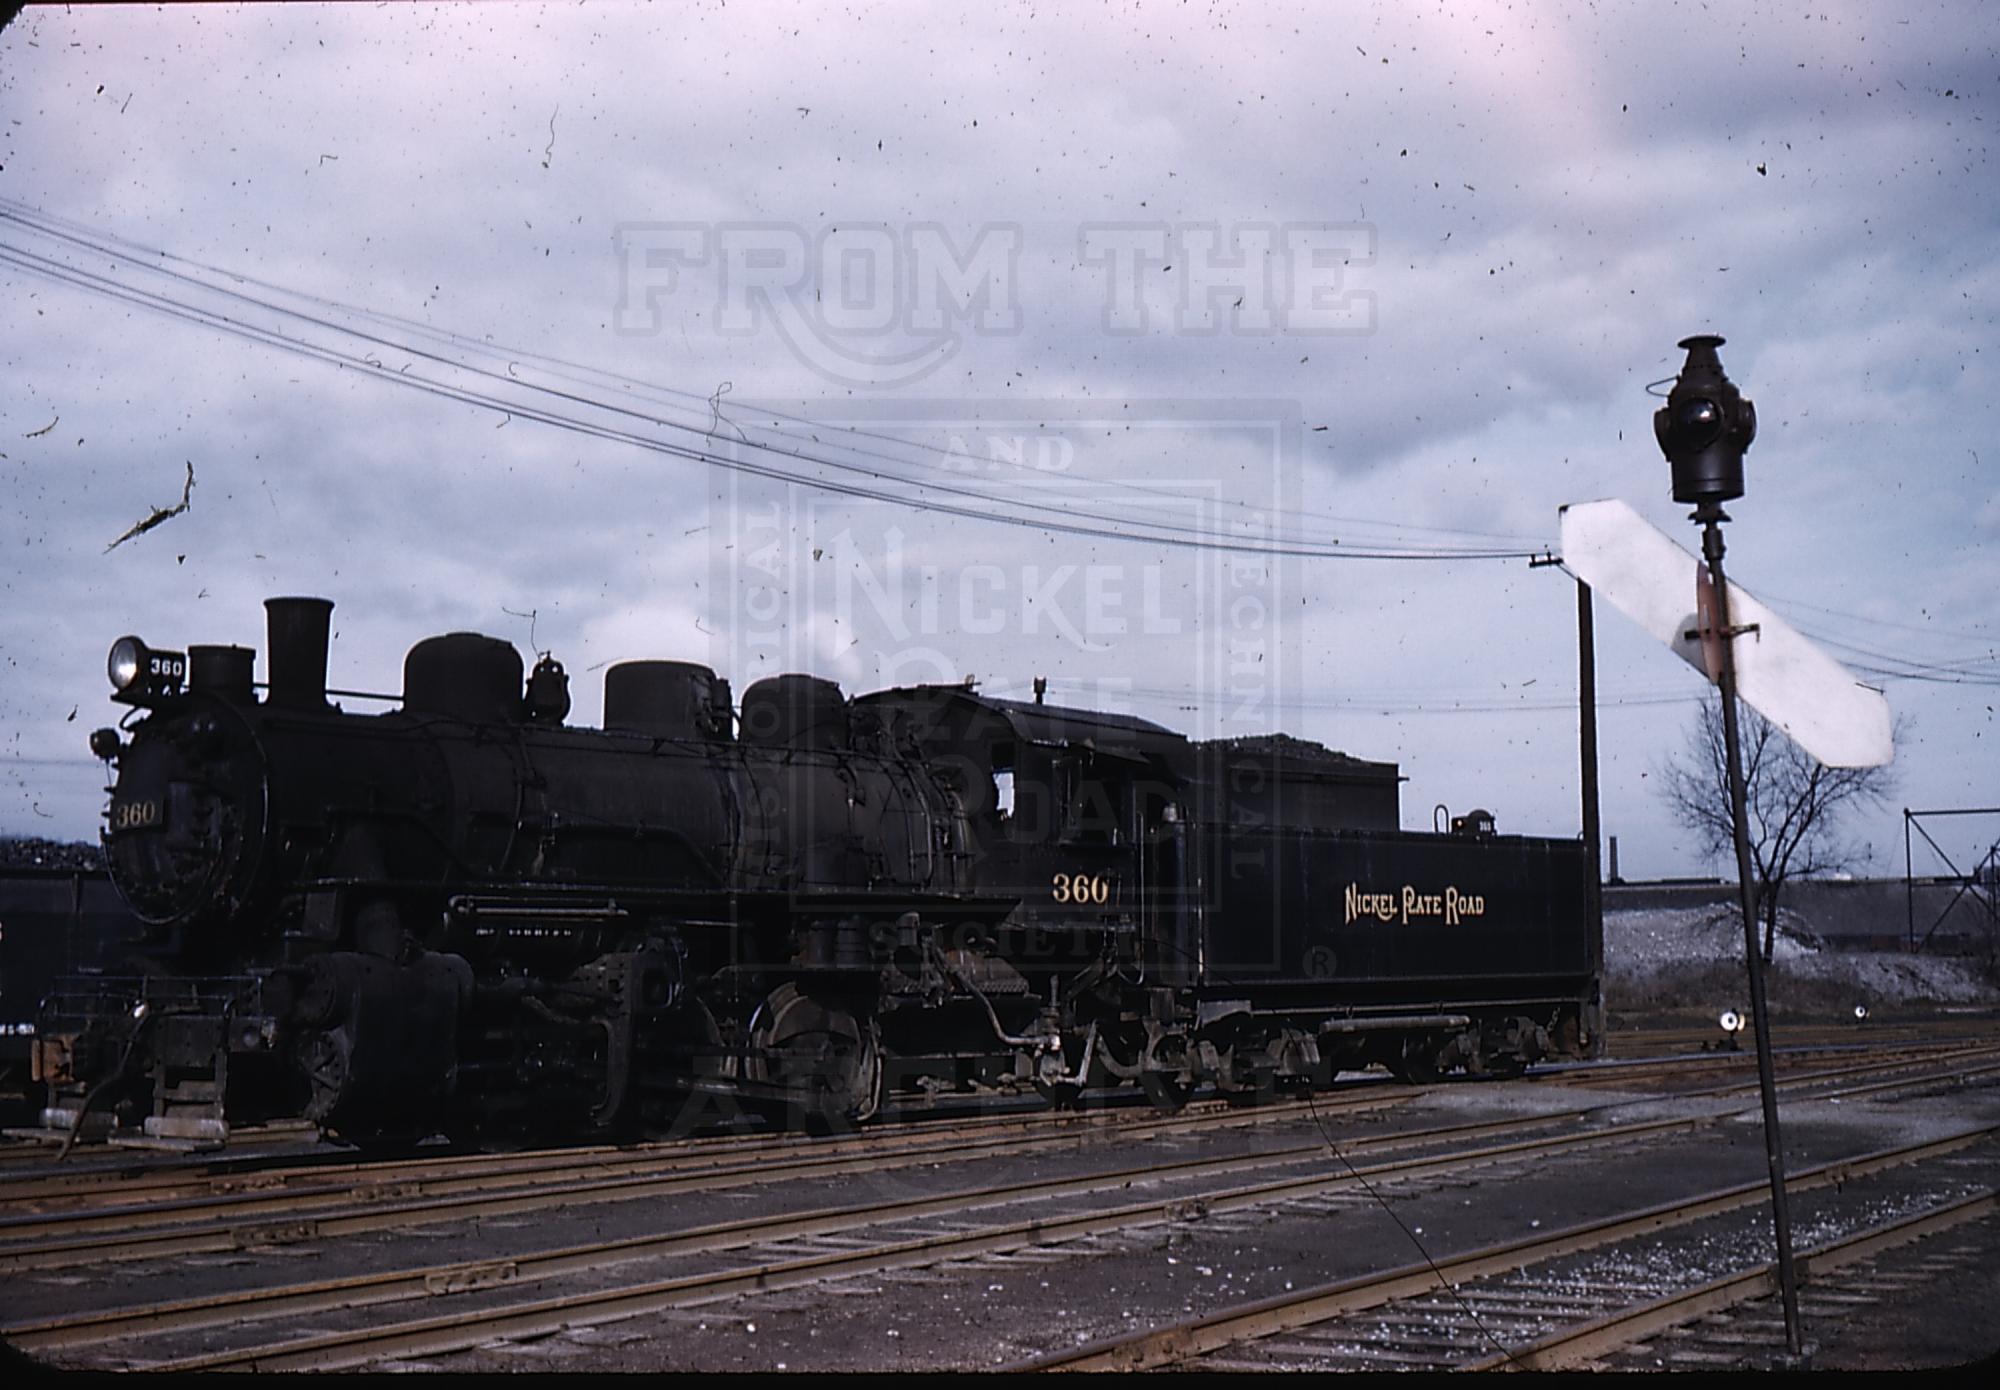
(10, 1039, 1985, 1275)
(1606, 1020, 1996, 1053)
(123, 1111, 1726, 1371)
(0, 1092, 1259, 1205)
(7, 1031, 1979, 1202)
(1014, 1124, 2000, 1371)
(1806, 1056, 2000, 1102)
(1549, 1040, 2000, 1093)
(1637, 1043, 2000, 1102)
(0, 1089, 1409, 1272)
(1462, 1186, 2000, 1371)
(0, 1087, 1396, 1217)
(3, 1105, 1657, 1352)
(5, 1036, 1964, 1212)
(20, 1050, 1995, 1367)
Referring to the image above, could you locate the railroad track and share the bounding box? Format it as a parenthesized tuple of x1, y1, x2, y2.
(0, 1088, 1421, 1272)
(1605, 1017, 1999, 1059)
(1553, 1040, 2000, 1099)
(0, 1084, 1417, 1222)
(10, 1042, 1995, 1372)
(3, 1031, 1977, 1204)
(1459, 1189, 2000, 1372)
(3, 1038, 1990, 1264)
(1580, 1204, 2000, 1371)
(7, 1038, 1987, 1246)
(1017, 1133, 2000, 1371)
(14, 1106, 1727, 1369)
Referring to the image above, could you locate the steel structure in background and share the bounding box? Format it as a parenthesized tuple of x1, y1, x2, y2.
(1903, 807, 2000, 954)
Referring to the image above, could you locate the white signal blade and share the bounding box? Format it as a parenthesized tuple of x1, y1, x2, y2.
(1559, 498, 1892, 769)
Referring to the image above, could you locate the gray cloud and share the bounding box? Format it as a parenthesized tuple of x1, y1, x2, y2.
(2, 2, 1995, 878)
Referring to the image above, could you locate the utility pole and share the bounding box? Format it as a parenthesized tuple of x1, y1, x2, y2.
(1534, 548, 1605, 1058)
(1577, 579, 1604, 1056)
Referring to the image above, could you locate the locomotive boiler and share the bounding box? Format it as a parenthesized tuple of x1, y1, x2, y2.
(35, 597, 1601, 1148)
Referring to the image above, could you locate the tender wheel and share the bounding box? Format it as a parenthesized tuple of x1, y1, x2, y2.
(1470, 1039, 1528, 1080)
(1554, 1014, 1582, 1059)
(1388, 1038, 1443, 1085)
(747, 983, 882, 1125)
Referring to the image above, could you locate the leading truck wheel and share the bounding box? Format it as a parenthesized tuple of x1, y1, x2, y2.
(747, 983, 882, 1126)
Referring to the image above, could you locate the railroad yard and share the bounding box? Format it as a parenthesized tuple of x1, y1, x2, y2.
(5, 1006, 1997, 1375)
(6, 0, 1996, 1376)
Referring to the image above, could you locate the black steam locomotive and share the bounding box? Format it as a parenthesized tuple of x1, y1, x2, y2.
(33, 598, 1600, 1146)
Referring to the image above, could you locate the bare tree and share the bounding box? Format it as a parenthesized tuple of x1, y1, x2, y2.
(1658, 695, 1897, 962)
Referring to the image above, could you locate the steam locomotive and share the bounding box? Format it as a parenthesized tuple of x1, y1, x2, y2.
(33, 598, 1601, 1147)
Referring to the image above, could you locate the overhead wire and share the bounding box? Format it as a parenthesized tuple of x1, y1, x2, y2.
(1761, 588, 1996, 646)
(3, 237, 1510, 563)
(4, 199, 1989, 698)
(0, 196, 1554, 555)
(0, 202, 1537, 562)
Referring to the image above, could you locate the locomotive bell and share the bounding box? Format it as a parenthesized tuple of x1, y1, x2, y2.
(524, 654, 572, 724)
(1655, 335, 1755, 506)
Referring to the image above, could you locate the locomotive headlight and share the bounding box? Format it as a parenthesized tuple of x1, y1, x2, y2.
(1718, 1009, 1744, 1034)
(107, 635, 187, 705)
(108, 636, 148, 694)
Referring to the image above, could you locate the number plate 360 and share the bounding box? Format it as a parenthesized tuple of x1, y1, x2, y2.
(1051, 872, 1112, 905)
(109, 799, 162, 831)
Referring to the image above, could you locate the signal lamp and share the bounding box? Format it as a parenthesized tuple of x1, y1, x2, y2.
(1656, 335, 1756, 508)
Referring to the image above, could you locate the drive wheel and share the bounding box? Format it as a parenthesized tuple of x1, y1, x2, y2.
(296, 1028, 351, 1124)
(748, 983, 882, 1125)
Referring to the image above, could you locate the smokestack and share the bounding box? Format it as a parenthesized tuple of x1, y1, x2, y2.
(265, 597, 333, 710)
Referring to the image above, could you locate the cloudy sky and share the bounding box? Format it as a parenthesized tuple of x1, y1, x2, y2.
(1, 1, 1994, 883)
